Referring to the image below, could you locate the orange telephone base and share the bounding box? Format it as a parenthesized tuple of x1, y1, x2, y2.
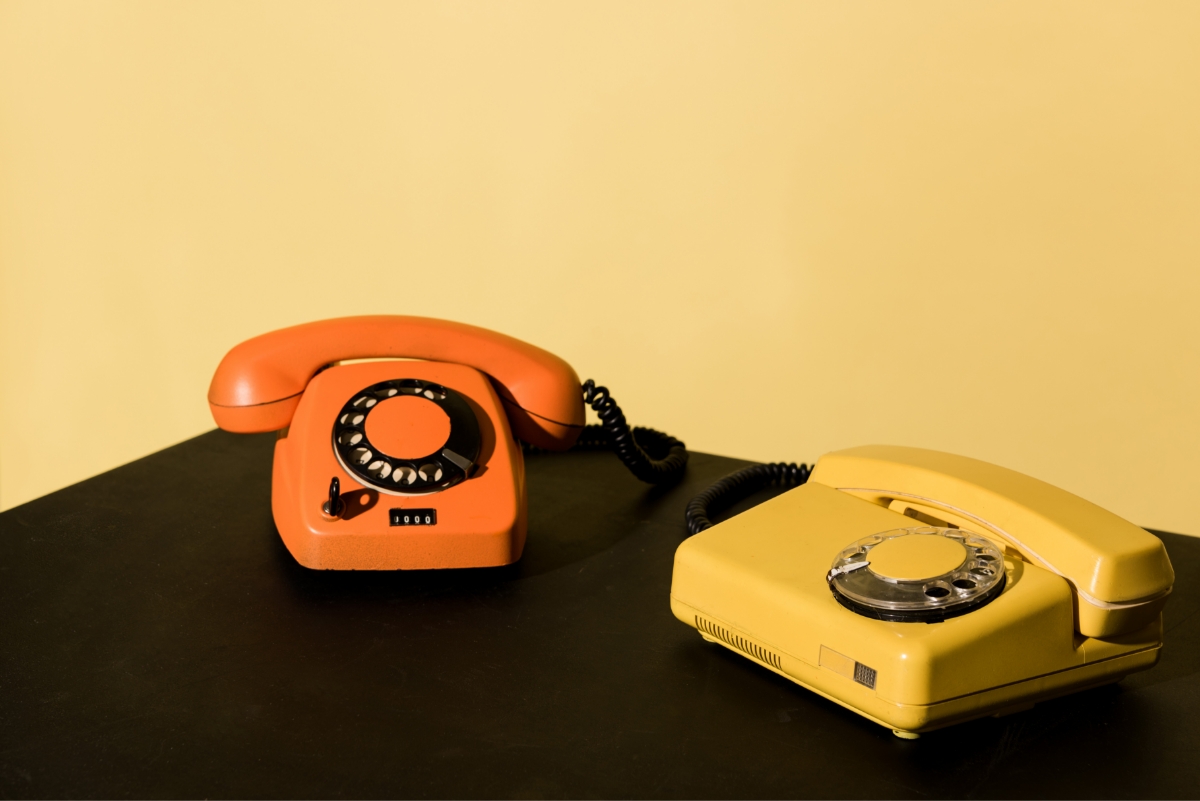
(273, 360, 525, 570)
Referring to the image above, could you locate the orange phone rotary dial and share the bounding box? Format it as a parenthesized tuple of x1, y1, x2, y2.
(332, 378, 481, 495)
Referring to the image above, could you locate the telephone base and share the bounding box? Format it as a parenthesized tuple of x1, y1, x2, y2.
(672, 596, 1160, 736)
(270, 360, 528, 570)
(670, 478, 1166, 735)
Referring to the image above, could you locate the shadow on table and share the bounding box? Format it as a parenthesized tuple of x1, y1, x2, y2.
(269, 451, 686, 601)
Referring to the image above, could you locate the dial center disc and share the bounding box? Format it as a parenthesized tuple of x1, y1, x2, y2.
(868, 534, 967, 581)
(365, 396, 452, 459)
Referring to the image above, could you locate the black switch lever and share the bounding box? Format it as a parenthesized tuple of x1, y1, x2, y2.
(322, 476, 345, 518)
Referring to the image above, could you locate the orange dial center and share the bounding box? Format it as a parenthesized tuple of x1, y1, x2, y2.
(365, 395, 452, 459)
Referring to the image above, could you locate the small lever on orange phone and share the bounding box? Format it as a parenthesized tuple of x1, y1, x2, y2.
(322, 477, 344, 519)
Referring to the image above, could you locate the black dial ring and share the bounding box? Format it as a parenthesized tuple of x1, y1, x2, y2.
(331, 378, 482, 495)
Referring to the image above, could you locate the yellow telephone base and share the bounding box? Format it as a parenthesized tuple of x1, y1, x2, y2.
(676, 596, 1158, 735)
(669, 477, 1165, 735)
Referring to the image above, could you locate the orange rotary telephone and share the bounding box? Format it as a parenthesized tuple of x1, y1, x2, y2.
(208, 316, 687, 570)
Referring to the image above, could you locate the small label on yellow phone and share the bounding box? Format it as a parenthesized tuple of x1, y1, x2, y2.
(820, 645, 877, 689)
(819, 645, 855, 679)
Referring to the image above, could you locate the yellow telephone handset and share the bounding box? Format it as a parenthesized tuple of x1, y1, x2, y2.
(810, 445, 1174, 638)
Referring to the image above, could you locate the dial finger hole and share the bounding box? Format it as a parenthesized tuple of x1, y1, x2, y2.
(392, 466, 417, 485)
(375, 388, 399, 398)
(952, 578, 977, 590)
(340, 412, 366, 426)
(352, 396, 378, 409)
(970, 566, 995, 577)
(351, 448, 372, 465)
(338, 431, 363, 446)
(366, 460, 392, 479)
(422, 388, 446, 400)
(418, 463, 443, 483)
(923, 583, 951, 599)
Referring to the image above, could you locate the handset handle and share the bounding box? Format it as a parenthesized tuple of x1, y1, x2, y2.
(207, 316, 585, 450)
(810, 445, 1174, 638)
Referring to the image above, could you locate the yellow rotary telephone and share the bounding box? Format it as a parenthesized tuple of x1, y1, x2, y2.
(673, 445, 1174, 738)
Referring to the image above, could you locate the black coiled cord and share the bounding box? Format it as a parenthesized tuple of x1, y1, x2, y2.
(578, 379, 688, 485)
(684, 462, 811, 536)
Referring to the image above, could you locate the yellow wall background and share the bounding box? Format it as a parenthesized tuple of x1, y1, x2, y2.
(1, 2, 1197, 533)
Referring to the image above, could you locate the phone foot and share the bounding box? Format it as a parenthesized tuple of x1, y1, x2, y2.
(892, 729, 920, 739)
(699, 633, 717, 643)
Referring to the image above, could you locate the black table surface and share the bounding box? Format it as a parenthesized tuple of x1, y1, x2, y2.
(3, 430, 1200, 799)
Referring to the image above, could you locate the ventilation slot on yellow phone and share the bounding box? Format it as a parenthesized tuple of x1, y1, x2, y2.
(695, 616, 783, 670)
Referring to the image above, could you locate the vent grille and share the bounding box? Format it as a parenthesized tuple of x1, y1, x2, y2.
(854, 662, 877, 689)
(696, 616, 783, 670)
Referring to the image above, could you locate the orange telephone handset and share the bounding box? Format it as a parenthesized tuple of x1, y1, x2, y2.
(208, 316, 683, 570)
(208, 316, 585, 449)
